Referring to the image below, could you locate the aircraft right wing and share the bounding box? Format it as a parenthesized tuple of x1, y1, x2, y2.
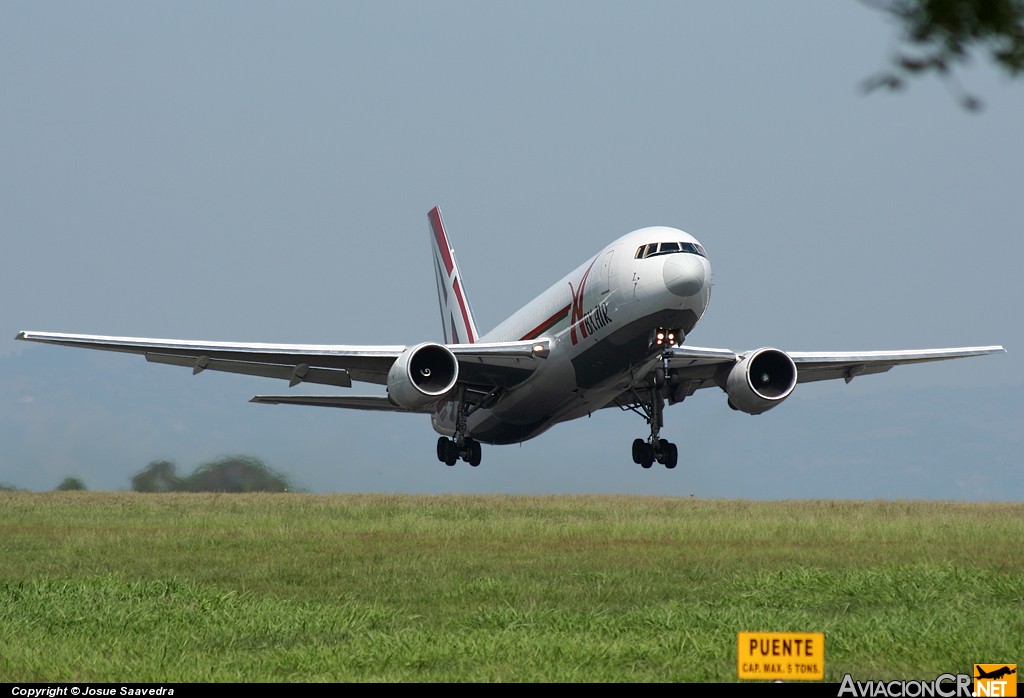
(16, 331, 402, 386)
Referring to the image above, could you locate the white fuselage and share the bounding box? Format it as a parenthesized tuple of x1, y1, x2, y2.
(432, 227, 713, 444)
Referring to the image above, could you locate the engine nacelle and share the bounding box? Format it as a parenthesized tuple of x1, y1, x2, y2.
(387, 342, 459, 409)
(725, 347, 797, 415)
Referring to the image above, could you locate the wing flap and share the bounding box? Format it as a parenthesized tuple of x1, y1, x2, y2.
(146, 353, 353, 388)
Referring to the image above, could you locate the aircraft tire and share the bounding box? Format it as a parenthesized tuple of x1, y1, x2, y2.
(657, 439, 671, 463)
(466, 439, 482, 467)
(640, 444, 655, 469)
(631, 439, 645, 464)
(444, 440, 458, 466)
(664, 443, 678, 469)
(437, 437, 449, 462)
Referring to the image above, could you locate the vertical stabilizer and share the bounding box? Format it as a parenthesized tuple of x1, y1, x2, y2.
(428, 206, 480, 344)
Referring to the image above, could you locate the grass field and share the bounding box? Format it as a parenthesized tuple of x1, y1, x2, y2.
(0, 493, 1021, 682)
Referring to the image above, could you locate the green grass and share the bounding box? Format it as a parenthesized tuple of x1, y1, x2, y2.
(0, 493, 1021, 682)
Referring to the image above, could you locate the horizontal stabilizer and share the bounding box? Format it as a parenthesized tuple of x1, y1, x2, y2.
(250, 394, 435, 413)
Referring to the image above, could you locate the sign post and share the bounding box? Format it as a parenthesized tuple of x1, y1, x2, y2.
(738, 631, 825, 681)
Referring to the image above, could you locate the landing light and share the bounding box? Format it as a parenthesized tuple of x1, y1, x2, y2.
(652, 327, 681, 348)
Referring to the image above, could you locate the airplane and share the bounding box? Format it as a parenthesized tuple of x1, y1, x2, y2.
(975, 666, 1016, 680)
(16, 206, 1005, 469)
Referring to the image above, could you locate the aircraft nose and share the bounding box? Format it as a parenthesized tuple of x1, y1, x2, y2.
(662, 253, 708, 298)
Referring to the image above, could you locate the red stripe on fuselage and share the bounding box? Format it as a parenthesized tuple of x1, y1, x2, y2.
(428, 207, 455, 276)
(519, 304, 571, 341)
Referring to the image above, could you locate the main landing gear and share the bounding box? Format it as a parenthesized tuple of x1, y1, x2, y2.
(436, 436, 482, 467)
(631, 437, 678, 469)
(628, 378, 679, 470)
(624, 331, 681, 470)
(434, 387, 483, 466)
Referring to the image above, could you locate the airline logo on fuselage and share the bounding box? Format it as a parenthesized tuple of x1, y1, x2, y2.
(569, 259, 612, 345)
(576, 302, 612, 341)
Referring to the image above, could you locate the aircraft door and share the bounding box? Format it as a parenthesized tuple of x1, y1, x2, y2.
(598, 250, 615, 296)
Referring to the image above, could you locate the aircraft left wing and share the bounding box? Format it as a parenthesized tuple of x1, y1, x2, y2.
(785, 346, 1006, 384)
(632, 344, 1005, 401)
(14, 331, 550, 392)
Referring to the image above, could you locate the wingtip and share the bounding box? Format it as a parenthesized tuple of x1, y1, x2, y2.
(15, 331, 28, 341)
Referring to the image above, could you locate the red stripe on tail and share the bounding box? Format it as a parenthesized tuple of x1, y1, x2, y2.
(428, 207, 455, 275)
(453, 278, 476, 343)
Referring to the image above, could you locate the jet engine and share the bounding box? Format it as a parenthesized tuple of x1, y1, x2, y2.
(725, 347, 797, 415)
(387, 342, 460, 409)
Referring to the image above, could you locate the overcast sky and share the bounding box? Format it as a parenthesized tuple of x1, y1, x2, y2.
(2, 3, 1020, 497)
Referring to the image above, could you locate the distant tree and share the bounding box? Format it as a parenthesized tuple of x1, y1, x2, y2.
(180, 455, 290, 493)
(130, 456, 291, 493)
(863, 0, 1024, 109)
(0, 483, 21, 492)
(131, 460, 182, 493)
(55, 477, 87, 491)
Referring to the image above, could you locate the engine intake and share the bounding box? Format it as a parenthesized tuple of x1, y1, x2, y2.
(387, 342, 460, 409)
(725, 347, 797, 415)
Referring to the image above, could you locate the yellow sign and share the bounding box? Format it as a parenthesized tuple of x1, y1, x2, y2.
(974, 664, 1017, 697)
(737, 631, 825, 681)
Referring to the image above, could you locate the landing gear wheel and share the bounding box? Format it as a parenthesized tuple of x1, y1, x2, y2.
(443, 439, 458, 466)
(663, 442, 678, 469)
(640, 443, 655, 469)
(466, 439, 482, 467)
(656, 438, 671, 464)
(631, 438, 645, 464)
(437, 437, 449, 462)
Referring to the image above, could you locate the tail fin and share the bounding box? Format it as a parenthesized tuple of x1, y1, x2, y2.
(428, 206, 480, 344)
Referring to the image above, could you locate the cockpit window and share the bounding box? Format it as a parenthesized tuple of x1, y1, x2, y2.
(634, 242, 707, 259)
